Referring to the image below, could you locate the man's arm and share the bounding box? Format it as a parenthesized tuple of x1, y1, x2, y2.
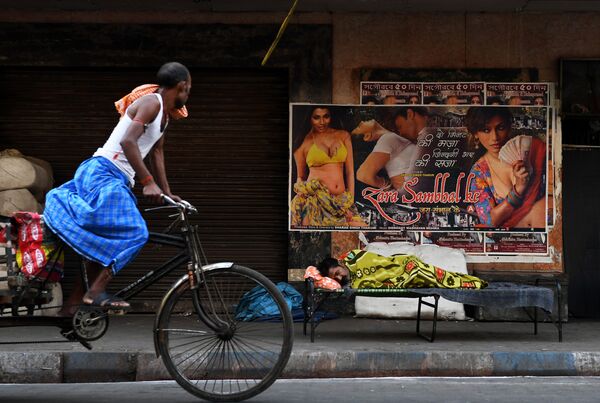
(356, 152, 391, 188)
(120, 96, 164, 204)
(148, 136, 180, 201)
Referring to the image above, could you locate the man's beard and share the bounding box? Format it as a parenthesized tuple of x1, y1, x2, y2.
(175, 99, 185, 109)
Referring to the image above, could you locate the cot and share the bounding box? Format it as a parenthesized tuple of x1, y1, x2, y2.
(303, 278, 562, 342)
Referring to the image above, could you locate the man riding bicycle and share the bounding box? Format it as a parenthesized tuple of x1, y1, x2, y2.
(44, 62, 192, 316)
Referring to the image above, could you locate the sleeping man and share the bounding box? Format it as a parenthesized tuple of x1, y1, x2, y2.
(305, 249, 486, 290)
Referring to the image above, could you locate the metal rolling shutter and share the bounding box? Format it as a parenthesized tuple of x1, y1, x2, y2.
(0, 67, 289, 311)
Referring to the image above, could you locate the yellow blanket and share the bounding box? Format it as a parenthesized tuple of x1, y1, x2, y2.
(341, 249, 487, 289)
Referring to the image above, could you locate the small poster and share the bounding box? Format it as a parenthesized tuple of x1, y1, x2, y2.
(422, 231, 485, 253)
(485, 83, 551, 106)
(360, 82, 422, 105)
(362, 230, 421, 244)
(484, 232, 549, 254)
(422, 82, 485, 105)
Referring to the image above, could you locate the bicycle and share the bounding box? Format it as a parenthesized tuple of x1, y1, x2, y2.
(0, 195, 294, 402)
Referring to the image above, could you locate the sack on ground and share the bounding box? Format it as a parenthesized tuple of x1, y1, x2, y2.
(235, 282, 302, 321)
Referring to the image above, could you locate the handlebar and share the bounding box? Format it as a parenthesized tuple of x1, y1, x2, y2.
(154, 194, 198, 214)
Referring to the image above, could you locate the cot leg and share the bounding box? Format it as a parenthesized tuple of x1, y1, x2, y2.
(534, 278, 563, 342)
(309, 282, 316, 343)
(431, 295, 439, 342)
(416, 296, 439, 343)
(533, 279, 541, 336)
(416, 297, 422, 335)
(556, 280, 563, 342)
(302, 306, 308, 336)
(303, 281, 309, 336)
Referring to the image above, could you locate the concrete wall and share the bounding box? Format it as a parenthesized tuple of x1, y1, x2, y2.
(2, 9, 598, 95)
(326, 11, 600, 275)
(331, 12, 600, 104)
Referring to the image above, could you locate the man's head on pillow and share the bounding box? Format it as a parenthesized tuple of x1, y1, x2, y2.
(317, 257, 350, 286)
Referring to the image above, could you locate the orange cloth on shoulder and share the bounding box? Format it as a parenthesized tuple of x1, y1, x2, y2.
(304, 266, 341, 290)
(114, 84, 188, 120)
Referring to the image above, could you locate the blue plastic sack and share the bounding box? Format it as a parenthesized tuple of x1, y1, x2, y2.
(235, 282, 303, 321)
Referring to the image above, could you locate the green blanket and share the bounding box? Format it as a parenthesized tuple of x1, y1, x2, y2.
(341, 249, 487, 290)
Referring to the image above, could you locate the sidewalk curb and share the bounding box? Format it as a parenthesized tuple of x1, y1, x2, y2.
(2, 350, 600, 383)
(282, 350, 583, 378)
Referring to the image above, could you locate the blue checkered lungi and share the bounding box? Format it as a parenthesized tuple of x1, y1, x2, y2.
(44, 156, 148, 274)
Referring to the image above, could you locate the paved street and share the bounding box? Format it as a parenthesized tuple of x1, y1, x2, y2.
(1, 377, 600, 403)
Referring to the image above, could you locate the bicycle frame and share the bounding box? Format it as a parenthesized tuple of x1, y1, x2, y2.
(0, 202, 232, 338)
(113, 231, 189, 301)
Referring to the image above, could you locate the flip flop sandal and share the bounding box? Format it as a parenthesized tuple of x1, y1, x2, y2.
(83, 291, 131, 315)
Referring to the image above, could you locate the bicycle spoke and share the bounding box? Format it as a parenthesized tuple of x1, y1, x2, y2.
(228, 339, 252, 391)
(229, 335, 276, 373)
(233, 332, 285, 348)
(231, 337, 280, 358)
(171, 337, 214, 356)
(180, 337, 222, 377)
(170, 335, 220, 365)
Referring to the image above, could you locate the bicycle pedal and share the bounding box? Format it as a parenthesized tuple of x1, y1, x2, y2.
(60, 329, 76, 340)
(60, 328, 93, 350)
(78, 339, 93, 350)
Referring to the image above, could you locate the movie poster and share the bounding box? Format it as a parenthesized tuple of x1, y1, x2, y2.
(289, 104, 549, 236)
(422, 82, 485, 105)
(547, 108, 556, 228)
(485, 83, 551, 106)
(360, 82, 422, 105)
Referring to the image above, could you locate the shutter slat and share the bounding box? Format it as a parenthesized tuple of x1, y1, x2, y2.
(0, 67, 289, 311)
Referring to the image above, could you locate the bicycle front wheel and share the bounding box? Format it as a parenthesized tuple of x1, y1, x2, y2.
(156, 264, 293, 402)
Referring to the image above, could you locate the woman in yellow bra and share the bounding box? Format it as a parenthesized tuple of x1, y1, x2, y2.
(291, 106, 366, 228)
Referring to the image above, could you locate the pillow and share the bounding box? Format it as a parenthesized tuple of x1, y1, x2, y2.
(362, 241, 418, 257)
(304, 266, 341, 290)
(414, 244, 468, 274)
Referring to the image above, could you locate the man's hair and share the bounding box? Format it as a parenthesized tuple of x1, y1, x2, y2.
(423, 96, 441, 105)
(464, 106, 513, 134)
(361, 95, 379, 104)
(486, 96, 504, 105)
(157, 62, 190, 88)
(316, 257, 340, 278)
(393, 106, 430, 120)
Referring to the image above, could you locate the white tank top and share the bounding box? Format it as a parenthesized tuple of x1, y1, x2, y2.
(94, 93, 167, 186)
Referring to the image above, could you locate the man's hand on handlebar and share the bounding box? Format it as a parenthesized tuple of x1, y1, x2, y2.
(143, 184, 181, 205)
(143, 182, 164, 205)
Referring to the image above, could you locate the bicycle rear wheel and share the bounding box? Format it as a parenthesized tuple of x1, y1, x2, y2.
(156, 264, 293, 402)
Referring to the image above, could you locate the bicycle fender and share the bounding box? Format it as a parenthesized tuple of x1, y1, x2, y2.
(153, 262, 235, 358)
